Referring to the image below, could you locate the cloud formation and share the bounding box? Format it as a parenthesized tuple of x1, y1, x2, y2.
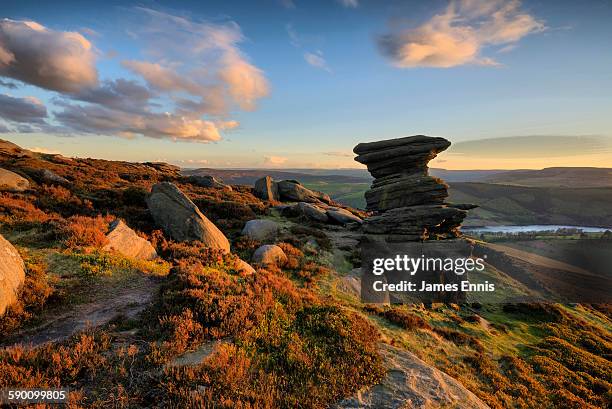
(263, 155, 288, 166)
(0, 19, 97, 92)
(0, 11, 268, 143)
(337, 0, 359, 8)
(377, 0, 545, 68)
(304, 51, 331, 72)
(0, 94, 47, 125)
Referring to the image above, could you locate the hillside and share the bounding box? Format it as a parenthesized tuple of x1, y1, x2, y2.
(482, 167, 612, 187)
(0, 139, 610, 408)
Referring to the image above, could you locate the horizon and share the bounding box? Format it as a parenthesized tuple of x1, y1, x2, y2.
(1, 0, 611, 169)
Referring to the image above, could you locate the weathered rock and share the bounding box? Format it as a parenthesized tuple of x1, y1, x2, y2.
(365, 175, 447, 212)
(0, 234, 26, 316)
(336, 343, 490, 409)
(241, 219, 280, 241)
(0, 139, 32, 158)
(252, 244, 288, 267)
(189, 175, 232, 191)
(147, 182, 230, 252)
(254, 176, 279, 201)
(235, 258, 256, 274)
(103, 219, 158, 260)
(40, 169, 69, 185)
(296, 202, 329, 223)
(0, 168, 29, 192)
(326, 207, 363, 225)
(144, 162, 181, 174)
(277, 180, 331, 204)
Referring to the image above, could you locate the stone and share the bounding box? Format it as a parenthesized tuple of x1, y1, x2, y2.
(0, 168, 29, 192)
(0, 234, 26, 316)
(40, 169, 69, 185)
(144, 162, 181, 174)
(241, 219, 280, 241)
(277, 180, 331, 204)
(296, 202, 329, 223)
(103, 219, 158, 260)
(326, 207, 363, 225)
(147, 182, 230, 252)
(252, 244, 288, 267)
(189, 175, 232, 191)
(336, 343, 490, 409)
(235, 258, 256, 274)
(254, 176, 279, 201)
(354, 135, 474, 241)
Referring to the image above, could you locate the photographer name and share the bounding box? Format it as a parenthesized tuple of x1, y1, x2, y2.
(372, 280, 495, 292)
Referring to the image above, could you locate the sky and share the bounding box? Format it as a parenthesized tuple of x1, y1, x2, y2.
(0, 0, 611, 169)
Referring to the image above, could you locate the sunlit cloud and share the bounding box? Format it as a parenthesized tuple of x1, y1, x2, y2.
(29, 146, 62, 155)
(263, 155, 289, 166)
(377, 0, 545, 68)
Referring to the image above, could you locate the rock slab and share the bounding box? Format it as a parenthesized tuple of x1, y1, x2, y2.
(147, 182, 230, 252)
(252, 244, 288, 267)
(254, 176, 279, 201)
(103, 219, 158, 260)
(0, 234, 26, 316)
(336, 343, 490, 409)
(188, 175, 232, 191)
(0, 168, 29, 192)
(241, 219, 280, 241)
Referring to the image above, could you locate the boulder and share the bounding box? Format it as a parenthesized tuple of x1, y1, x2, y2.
(0, 139, 32, 158)
(254, 176, 279, 201)
(40, 169, 69, 185)
(277, 180, 331, 204)
(336, 343, 490, 409)
(235, 258, 256, 274)
(188, 175, 232, 191)
(241, 219, 280, 241)
(0, 168, 29, 192)
(146, 182, 230, 252)
(102, 219, 158, 260)
(296, 202, 329, 223)
(0, 234, 26, 316)
(252, 245, 288, 267)
(144, 162, 181, 174)
(326, 207, 362, 225)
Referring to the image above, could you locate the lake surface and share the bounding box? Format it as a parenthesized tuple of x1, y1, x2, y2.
(463, 225, 611, 233)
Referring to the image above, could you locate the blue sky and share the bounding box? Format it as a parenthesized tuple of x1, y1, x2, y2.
(0, 0, 611, 169)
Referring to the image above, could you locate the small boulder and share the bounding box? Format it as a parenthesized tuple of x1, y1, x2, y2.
(147, 182, 230, 252)
(296, 202, 329, 223)
(254, 176, 279, 201)
(103, 219, 158, 260)
(40, 169, 69, 185)
(235, 258, 256, 274)
(0, 234, 26, 316)
(189, 175, 232, 191)
(241, 219, 280, 241)
(326, 207, 362, 225)
(277, 180, 331, 204)
(252, 244, 288, 267)
(0, 168, 29, 192)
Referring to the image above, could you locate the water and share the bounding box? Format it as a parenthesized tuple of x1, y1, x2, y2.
(463, 225, 611, 233)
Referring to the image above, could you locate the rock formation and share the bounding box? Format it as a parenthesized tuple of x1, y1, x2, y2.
(254, 176, 279, 201)
(252, 244, 288, 268)
(188, 175, 232, 191)
(0, 233, 26, 316)
(147, 182, 230, 252)
(0, 168, 29, 192)
(354, 135, 472, 241)
(253, 177, 331, 205)
(103, 219, 158, 260)
(241, 219, 280, 241)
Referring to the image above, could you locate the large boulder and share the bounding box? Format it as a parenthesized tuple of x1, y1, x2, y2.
(252, 244, 288, 268)
(146, 182, 230, 252)
(326, 207, 362, 225)
(234, 258, 256, 274)
(0, 168, 29, 192)
(296, 202, 329, 223)
(241, 219, 280, 241)
(188, 175, 232, 191)
(0, 234, 26, 316)
(102, 219, 158, 260)
(254, 176, 279, 201)
(277, 180, 331, 204)
(336, 343, 490, 409)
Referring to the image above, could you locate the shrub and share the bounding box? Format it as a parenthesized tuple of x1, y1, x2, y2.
(60, 215, 113, 249)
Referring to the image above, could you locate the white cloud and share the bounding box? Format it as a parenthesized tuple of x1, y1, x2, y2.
(337, 0, 359, 8)
(0, 19, 97, 92)
(377, 0, 545, 68)
(263, 155, 288, 166)
(304, 51, 331, 72)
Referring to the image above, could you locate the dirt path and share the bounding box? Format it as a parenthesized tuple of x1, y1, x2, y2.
(2, 276, 160, 347)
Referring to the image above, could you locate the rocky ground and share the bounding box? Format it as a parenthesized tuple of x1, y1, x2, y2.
(0, 138, 610, 408)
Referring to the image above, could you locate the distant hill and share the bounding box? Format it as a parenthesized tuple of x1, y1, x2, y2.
(481, 167, 612, 187)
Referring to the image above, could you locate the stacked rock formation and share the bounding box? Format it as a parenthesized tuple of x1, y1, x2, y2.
(354, 135, 472, 241)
